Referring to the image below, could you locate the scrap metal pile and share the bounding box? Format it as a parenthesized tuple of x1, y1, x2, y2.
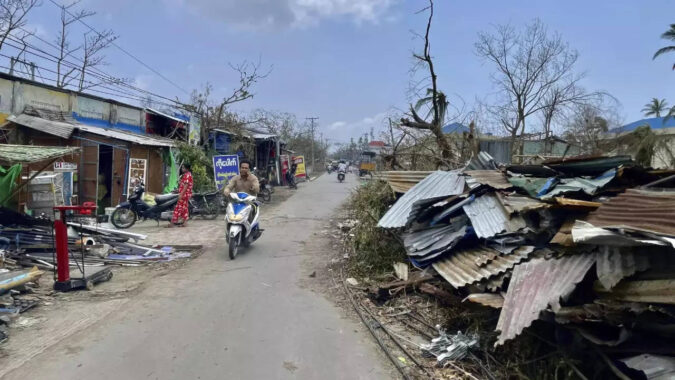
(377, 153, 675, 376)
(0, 207, 196, 269)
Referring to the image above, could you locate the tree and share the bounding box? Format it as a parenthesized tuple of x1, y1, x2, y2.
(642, 98, 669, 117)
(78, 29, 117, 91)
(562, 97, 621, 154)
(476, 19, 582, 156)
(653, 24, 675, 70)
(183, 60, 270, 144)
(0, 0, 40, 51)
(399, 0, 453, 168)
(55, 1, 94, 88)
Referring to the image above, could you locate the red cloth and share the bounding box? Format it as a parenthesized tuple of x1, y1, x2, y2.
(171, 171, 193, 223)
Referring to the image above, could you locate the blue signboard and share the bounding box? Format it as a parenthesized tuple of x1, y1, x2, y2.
(212, 155, 240, 190)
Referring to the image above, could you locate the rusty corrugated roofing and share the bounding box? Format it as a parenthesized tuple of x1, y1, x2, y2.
(586, 189, 675, 237)
(496, 254, 596, 346)
(373, 171, 433, 193)
(463, 193, 526, 238)
(378, 171, 465, 229)
(464, 170, 512, 190)
(464, 293, 504, 308)
(433, 246, 534, 288)
(594, 279, 675, 305)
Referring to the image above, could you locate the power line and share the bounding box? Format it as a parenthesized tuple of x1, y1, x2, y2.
(47, 0, 189, 95)
(2, 34, 186, 107)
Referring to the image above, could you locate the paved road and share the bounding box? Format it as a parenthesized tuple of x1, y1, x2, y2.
(4, 173, 393, 380)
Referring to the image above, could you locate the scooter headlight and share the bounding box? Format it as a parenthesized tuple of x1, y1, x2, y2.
(227, 206, 250, 222)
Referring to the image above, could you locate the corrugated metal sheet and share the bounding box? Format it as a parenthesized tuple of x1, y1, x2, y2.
(540, 168, 616, 199)
(594, 279, 675, 304)
(507, 176, 552, 198)
(463, 193, 526, 238)
(433, 246, 534, 288)
(544, 155, 633, 176)
(8, 113, 75, 139)
(378, 171, 465, 229)
(586, 189, 675, 237)
(465, 151, 498, 170)
(464, 170, 512, 189)
(464, 293, 504, 308)
(78, 124, 175, 147)
(402, 216, 467, 259)
(496, 254, 596, 346)
(496, 193, 549, 214)
(596, 247, 650, 291)
(621, 354, 675, 380)
(0, 144, 78, 164)
(479, 140, 511, 164)
(373, 171, 433, 193)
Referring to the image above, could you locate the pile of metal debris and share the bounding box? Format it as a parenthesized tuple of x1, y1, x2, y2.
(376, 153, 675, 377)
(0, 207, 197, 269)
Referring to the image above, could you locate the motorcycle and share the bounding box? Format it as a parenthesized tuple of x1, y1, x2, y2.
(285, 171, 298, 189)
(111, 183, 179, 229)
(189, 190, 221, 219)
(225, 192, 263, 260)
(337, 169, 346, 183)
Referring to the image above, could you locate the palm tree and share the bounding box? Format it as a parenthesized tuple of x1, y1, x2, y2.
(653, 24, 675, 70)
(642, 98, 669, 117)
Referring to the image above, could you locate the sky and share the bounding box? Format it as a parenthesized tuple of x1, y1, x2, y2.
(13, 0, 675, 144)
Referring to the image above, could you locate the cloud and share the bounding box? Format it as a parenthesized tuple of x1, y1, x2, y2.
(165, 0, 397, 30)
(325, 112, 388, 143)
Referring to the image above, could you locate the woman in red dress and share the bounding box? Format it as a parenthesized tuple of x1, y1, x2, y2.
(170, 163, 193, 227)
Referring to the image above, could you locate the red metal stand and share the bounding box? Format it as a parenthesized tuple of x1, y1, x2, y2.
(52, 205, 112, 291)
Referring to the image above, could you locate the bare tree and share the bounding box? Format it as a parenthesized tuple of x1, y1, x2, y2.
(183, 61, 270, 145)
(0, 0, 40, 51)
(78, 29, 117, 90)
(476, 19, 581, 156)
(55, 0, 93, 88)
(562, 97, 622, 155)
(399, 0, 453, 167)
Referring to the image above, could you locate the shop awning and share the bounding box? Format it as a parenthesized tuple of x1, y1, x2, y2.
(7, 114, 76, 139)
(77, 124, 175, 147)
(146, 108, 189, 124)
(0, 144, 79, 165)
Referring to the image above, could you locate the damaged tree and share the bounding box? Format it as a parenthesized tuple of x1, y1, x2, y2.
(476, 19, 589, 158)
(399, 0, 453, 168)
(77, 29, 117, 91)
(54, 1, 94, 88)
(0, 0, 39, 52)
(183, 60, 270, 145)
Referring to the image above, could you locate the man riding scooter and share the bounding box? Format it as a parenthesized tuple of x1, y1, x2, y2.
(222, 159, 262, 259)
(337, 160, 347, 182)
(223, 159, 260, 198)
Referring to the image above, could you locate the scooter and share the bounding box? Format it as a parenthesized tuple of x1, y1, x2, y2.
(337, 169, 346, 183)
(225, 192, 263, 260)
(111, 183, 179, 229)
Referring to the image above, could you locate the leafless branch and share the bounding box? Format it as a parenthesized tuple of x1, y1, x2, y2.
(0, 0, 40, 51)
(78, 29, 117, 90)
(55, 0, 94, 88)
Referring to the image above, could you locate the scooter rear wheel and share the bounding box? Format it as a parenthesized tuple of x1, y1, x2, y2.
(111, 208, 137, 229)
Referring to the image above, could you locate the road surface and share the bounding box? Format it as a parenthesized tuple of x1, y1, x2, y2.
(3, 173, 394, 380)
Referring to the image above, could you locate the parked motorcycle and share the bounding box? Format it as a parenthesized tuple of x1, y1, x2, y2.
(285, 171, 298, 189)
(258, 178, 272, 202)
(111, 183, 179, 229)
(189, 190, 221, 219)
(225, 192, 263, 260)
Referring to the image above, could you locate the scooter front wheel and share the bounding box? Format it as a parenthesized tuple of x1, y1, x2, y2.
(228, 236, 239, 260)
(111, 208, 137, 229)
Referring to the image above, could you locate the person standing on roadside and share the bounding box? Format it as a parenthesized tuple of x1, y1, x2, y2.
(169, 163, 193, 227)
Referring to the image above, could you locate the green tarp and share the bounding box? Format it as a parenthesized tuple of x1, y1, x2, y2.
(163, 149, 178, 193)
(0, 164, 22, 207)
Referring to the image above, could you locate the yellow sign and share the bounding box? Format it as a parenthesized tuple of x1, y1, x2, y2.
(294, 156, 306, 179)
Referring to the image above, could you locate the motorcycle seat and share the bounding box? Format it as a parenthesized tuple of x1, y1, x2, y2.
(155, 193, 179, 203)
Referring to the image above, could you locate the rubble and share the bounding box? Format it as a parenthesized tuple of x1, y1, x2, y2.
(421, 328, 479, 364)
(372, 152, 675, 377)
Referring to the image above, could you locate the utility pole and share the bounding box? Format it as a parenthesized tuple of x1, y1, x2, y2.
(306, 117, 318, 174)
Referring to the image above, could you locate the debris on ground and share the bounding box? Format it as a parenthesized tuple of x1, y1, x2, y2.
(0, 207, 200, 345)
(421, 327, 479, 364)
(337, 152, 675, 379)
